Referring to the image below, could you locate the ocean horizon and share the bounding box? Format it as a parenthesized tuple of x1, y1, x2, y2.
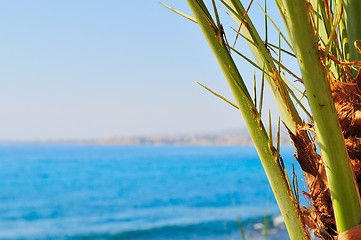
(0, 145, 299, 239)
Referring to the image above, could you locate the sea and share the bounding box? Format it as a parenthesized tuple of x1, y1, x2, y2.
(0, 145, 304, 240)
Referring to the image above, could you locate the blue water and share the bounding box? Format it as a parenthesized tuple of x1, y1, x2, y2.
(0, 145, 298, 240)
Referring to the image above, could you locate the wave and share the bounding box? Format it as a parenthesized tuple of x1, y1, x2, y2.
(0, 212, 286, 240)
(68, 216, 286, 240)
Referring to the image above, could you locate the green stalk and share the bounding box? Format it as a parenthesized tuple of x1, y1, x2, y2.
(185, 1, 309, 239)
(273, 0, 293, 48)
(223, 0, 302, 135)
(309, 0, 328, 45)
(336, 0, 350, 61)
(280, 0, 361, 233)
(343, 0, 361, 76)
(309, 0, 340, 79)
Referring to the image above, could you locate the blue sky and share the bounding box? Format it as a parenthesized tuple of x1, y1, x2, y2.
(0, 1, 288, 140)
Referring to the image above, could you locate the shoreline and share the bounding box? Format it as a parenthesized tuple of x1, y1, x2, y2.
(0, 132, 292, 146)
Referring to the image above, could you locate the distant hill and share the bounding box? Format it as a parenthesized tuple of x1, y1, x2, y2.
(1, 127, 293, 146)
(92, 129, 292, 146)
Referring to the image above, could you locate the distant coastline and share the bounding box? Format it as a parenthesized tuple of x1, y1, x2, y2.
(0, 129, 292, 146)
(86, 132, 291, 146)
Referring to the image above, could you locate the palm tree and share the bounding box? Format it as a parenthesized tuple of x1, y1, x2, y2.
(165, 0, 361, 239)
